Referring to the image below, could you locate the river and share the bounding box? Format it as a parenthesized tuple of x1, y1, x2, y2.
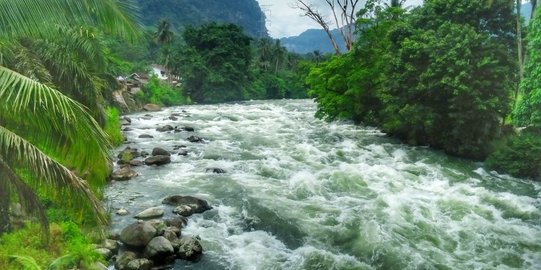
(105, 99, 541, 270)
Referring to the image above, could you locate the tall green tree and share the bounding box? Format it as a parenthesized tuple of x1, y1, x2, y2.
(0, 0, 138, 237)
(172, 23, 252, 103)
(382, 0, 517, 159)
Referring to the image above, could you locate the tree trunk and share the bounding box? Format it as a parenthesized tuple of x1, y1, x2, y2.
(0, 183, 10, 234)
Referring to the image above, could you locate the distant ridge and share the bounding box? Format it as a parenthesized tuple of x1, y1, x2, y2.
(280, 28, 347, 55)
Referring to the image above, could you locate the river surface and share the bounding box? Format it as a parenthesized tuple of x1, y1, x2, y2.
(106, 99, 541, 270)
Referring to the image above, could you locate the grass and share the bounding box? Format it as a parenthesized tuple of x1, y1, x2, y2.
(104, 106, 124, 147)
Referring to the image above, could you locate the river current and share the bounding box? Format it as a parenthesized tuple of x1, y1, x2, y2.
(106, 99, 541, 270)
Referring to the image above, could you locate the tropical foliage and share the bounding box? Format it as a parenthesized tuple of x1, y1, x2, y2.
(0, 0, 139, 237)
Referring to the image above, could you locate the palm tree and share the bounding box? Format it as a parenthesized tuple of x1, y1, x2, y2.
(0, 0, 138, 238)
(154, 19, 175, 83)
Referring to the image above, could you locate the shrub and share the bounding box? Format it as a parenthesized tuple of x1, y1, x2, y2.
(486, 130, 541, 180)
(103, 107, 124, 146)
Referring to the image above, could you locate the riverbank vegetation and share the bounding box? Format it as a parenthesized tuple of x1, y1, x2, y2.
(306, 0, 541, 180)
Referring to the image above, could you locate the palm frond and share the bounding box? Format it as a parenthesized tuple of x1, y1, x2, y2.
(0, 0, 141, 40)
(7, 255, 42, 270)
(0, 126, 108, 225)
(0, 66, 111, 185)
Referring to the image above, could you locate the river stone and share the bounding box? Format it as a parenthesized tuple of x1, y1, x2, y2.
(120, 221, 157, 247)
(138, 134, 154, 139)
(129, 159, 144, 167)
(144, 155, 171, 166)
(183, 126, 195, 132)
(164, 216, 188, 230)
(103, 239, 119, 253)
(125, 258, 153, 270)
(187, 135, 204, 143)
(114, 251, 137, 270)
(163, 196, 211, 217)
(111, 166, 138, 181)
(206, 167, 226, 174)
(148, 219, 167, 236)
(156, 125, 174, 132)
(91, 262, 108, 270)
(116, 208, 129, 216)
(169, 116, 178, 121)
(117, 147, 140, 164)
(134, 207, 164, 219)
(178, 150, 189, 156)
(176, 236, 203, 261)
(163, 227, 179, 242)
(144, 236, 174, 260)
(143, 103, 161, 112)
(152, 147, 171, 156)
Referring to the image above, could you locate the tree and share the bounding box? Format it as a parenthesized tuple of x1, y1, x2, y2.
(0, 0, 138, 237)
(172, 23, 252, 103)
(514, 8, 541, 127)
(382, 0, 517, 159)
(153, 19, 175, 83)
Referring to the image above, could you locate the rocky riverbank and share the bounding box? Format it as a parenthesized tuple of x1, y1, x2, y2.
(101, 106, 218, 269)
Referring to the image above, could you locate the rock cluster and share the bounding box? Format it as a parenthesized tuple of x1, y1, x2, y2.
(102, 195, 210, 270)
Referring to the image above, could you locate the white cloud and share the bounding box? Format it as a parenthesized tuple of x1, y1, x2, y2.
(256, 0, 423, 38)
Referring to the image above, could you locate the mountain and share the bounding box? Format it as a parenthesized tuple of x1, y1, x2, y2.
(135, 0, 268, 38)
(280, 28, 347, 55)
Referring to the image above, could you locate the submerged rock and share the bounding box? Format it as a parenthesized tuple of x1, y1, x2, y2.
(134, 207, 164, 219)
(115, 251, 138, 270)
(187, 135, 205, 143)
(117, 147, 140, 164)
(156, 125, 174, 132)
(111, 166, 138, 181)
(143, 104, 161, 112)
(152, 147, 171, 156)
(144, 155, 171, 166)
(120, 221, 157, 247)
(162, 195, 211, 217)
(138, 134, 154, 139)
(206, 168, 226, 174)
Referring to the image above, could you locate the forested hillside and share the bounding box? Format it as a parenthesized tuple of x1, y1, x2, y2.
(135, 0, 268, 37)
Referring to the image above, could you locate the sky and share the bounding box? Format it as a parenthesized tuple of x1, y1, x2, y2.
(256, 0, 423, 38)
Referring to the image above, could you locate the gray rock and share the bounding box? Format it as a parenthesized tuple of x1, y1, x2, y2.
(173, 145, 187, 150)
(134, 207, 164, 219)
(129, 159, 144, 167)
(144, 236, 174, 260)
(148, 219, 167, 236)
(152, 147, 171, 156)
(114, 251, 137, 270)
(187, 135, 204, 143)
(126, 258, 153, 270)
(138, 134, 154, 138)
(140, 151, 149, 157)
(178, 150, 189, 156)
(183, 126, 195, 132)
(156, 125, 174, 132)
(95, 248, 112, 260)
(143, 104, 161, 112)
(163, 195, 211, 217)
(122, 127, 132, 131)
(120, 221, 157, 247)
(116, 208, 129, 216)
(144, 155, 171, 166)
(206, 168, 226, 174)
(164, 216, 188, 230)
(177, 236, 203, 261)
(111, 167, 138, 181)
(169, 116, 178, 121)
(163, 227, 179, 242)
(103, 239, 119, 253)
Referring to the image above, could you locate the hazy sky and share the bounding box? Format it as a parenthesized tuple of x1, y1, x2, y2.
(256, 0, 423, 38)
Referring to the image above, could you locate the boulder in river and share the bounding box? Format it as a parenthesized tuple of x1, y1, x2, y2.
(138, 134, 154, 139)
(134, 207, 164, 219)
(144, 155, 171, 166)
(164, 216, 188, 230)
(162, 195, 211, 216)
(129, 159, 144, 167)
(187, 135, 205, 143)
(206, 168, 226, 174)
(157, 125, 174, 132)
(111, 166, 138, 181)
(169, 116, 178, 121)
(144, 236, 174, 260)
(117, 147, 140, 164)
(176, 236, 203, 261)
(152, 147, 171, 156)
(143, 104, 161, 112)
(116, 208, 129, 216)
(115, 251, 137, 270)
(183, 126, 195, 132)
(120, 221, 157, 247)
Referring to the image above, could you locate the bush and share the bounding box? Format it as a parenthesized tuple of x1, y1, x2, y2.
(142, 75, 187, 106)
(103, 107, 123, 146)
(486, 130, 541, 180)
